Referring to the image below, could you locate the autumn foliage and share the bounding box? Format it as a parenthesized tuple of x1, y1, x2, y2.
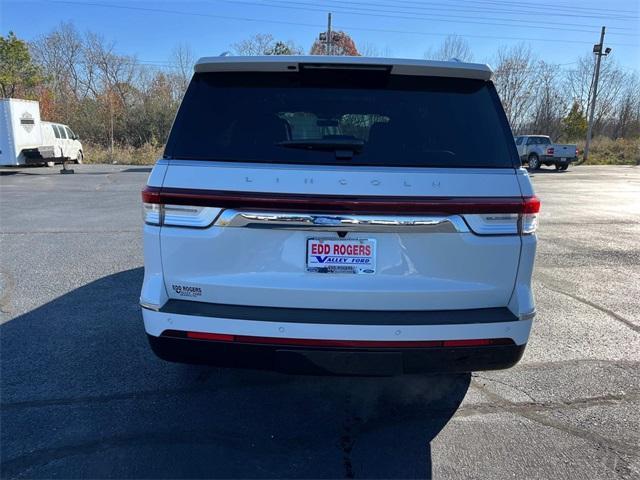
(310, 31, 360, 56)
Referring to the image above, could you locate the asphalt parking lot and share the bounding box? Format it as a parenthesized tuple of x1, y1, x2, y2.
(1, 164, 639, 479)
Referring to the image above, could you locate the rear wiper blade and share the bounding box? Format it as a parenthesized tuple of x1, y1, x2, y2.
(276, 139, 364, 153)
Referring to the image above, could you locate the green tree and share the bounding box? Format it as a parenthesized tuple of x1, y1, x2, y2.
(562, 101, 588, 140)
(0, 32, 42, 98)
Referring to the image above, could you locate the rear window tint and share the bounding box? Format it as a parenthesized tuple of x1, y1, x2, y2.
(165, 71, 518, 168)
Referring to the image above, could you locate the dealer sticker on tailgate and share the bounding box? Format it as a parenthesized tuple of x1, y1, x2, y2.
(307, 238, 376, 274)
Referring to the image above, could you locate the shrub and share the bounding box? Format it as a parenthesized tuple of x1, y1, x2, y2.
(82, 142, 164, 165)
(576, 137, 640, 165)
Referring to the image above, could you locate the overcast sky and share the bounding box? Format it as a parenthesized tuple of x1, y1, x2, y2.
(2, 0, 639, 73)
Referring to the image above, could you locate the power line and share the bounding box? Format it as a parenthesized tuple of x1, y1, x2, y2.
(450, 0, 639, 16)
(224, 0, 639, 36)
(289, 0, 639, 24)
(377, 0, 639, 17)
(51, 1, 640, 47)
(51, 1, 326, 30)
(337, 22, 637, 47)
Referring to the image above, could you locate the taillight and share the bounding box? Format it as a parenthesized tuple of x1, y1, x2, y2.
(463, 196, 540, 236)
(462, 213, 519, 235)
(142, 186, 540, 234)
(142, 202, 162, 225)
(520, 196, 540, 234)
(547, 147, 554, 155)
(142, 187, 221, 228)
(142, 187, 542, 215)
(576, 147, 579, 156)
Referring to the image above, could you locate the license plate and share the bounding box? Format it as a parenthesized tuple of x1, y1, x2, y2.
(306, 238, 376, 274)
(560, 157, 567, 162)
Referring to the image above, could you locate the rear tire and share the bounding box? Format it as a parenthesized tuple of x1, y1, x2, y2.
(559, 165, 568, 171)
(528, 154, 541, 171)
(75, 151, 83, 164)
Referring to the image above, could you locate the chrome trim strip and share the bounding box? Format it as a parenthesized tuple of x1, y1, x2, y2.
(214, 210, 469, 233)
(519, 310, 536, 321)
(140, 301, 162, 312)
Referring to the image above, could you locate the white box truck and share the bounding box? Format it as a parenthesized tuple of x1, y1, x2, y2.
(0, 98, 83, 166)
(0, 98, 43, 166)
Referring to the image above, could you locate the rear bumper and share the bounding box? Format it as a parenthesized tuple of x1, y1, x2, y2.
(142, 302, 532, 374)
(148, 333, 526, 375)
(542, 155, 577, 164)
(22, 146, 57, 161)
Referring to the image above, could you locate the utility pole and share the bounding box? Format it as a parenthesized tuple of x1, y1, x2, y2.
(326, 12, 332, 55)
(109, 89, 114, 161)
(584, 26, 611, 163)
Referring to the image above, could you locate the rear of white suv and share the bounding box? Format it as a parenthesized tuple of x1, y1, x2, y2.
(140, 56, 539, 375)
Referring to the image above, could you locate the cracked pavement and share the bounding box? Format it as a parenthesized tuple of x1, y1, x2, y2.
(1, 164, 639, 479)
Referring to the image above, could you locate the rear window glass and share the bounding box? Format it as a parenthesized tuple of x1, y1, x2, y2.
(165, 71, 518, 168)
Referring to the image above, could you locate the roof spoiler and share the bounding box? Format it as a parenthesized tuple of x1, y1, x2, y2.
(194, 55, 493, 81)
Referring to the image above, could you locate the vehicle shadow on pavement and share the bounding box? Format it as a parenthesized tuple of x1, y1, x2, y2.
(1, 268, 469, 479)
(528, 169, 568, 175)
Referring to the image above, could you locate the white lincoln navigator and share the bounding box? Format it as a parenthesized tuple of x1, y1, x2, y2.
(140, 56, 539, 375)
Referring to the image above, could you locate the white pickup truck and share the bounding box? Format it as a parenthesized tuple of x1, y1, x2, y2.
(514, 135, 578, 171)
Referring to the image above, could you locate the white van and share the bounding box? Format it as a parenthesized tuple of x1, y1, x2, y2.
(0, 98, 83, 166)
(41, 122, 84, 164)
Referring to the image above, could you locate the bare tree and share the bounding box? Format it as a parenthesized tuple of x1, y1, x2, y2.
(32, 24, 138, 108)
(565, 55, 594, 118)
(565, 53, 628, 136)
(28, 25, 180, 151)
(492, 44, 537, 133)
(82, 32, 138, 152)
(85, 33, 137, 103)
(529, 61, 567, 139)
(232, 33, 302, 56)
(30, 22, 87, 108)
(424, 35, 473, 62)
(232, 33, 274, 56)
(359, 42, 393, 58)
(590, 62, 627, 136)
(610, 74, 640, 139)
(170, 42, 194, 95)
(23, 23, 640, 165)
